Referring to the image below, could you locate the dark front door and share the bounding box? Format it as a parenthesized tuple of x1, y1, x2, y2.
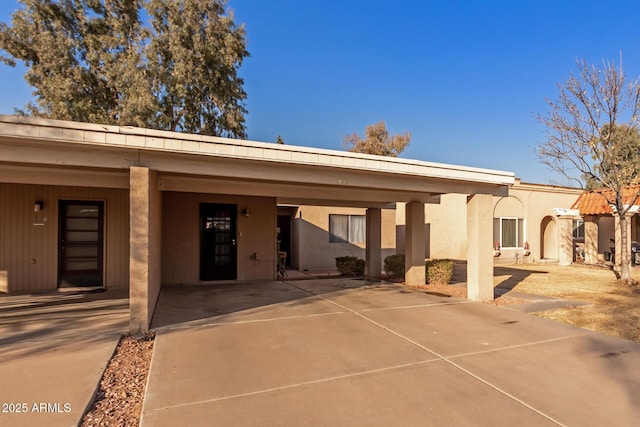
(58, 200, 104, 287)
(200, 203, 237, 280)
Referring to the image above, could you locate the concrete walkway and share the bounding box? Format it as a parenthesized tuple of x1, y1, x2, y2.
(143, 279, 640, 426)
(495, 288, 592, 313)
(0, 288, 128, 427)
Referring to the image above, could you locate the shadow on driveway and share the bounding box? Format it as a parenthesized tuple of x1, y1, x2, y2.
(0, 288, 129, 426)
(151, 278, 380, 329)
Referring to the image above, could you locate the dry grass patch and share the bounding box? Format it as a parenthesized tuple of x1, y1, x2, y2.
(495, 264, 640, 342)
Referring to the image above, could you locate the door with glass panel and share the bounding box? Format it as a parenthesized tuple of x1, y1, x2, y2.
(58, 200, 104, 287)
(200, 203, 237, 280)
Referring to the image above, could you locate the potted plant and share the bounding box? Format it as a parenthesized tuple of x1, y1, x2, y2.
(523, 241, 531, 257)
(493, 241, 501, 257)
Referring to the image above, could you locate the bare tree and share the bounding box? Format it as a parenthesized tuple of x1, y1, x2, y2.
(537, 58, 640, 282)
(343, 121, 411, 157)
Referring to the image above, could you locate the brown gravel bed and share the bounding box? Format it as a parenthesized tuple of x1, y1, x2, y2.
(484, 294, 527, 306)
(80, 333, 155, 427)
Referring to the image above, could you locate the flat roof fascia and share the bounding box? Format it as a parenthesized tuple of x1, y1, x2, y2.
(0, 115, 515, 188)
(515, 181, 584, 195)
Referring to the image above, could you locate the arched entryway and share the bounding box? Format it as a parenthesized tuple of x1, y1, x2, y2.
(540, 215, 558, 260)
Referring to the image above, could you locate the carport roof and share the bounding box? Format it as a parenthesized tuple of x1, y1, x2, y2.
(0, 115, 514, 205)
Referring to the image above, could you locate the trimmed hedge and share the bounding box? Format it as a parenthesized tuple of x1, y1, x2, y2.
(383, 256, 454, 285)
(335, 256, 365, 276)
(384, 254, 405, 280)
(426, 259, 453, 285)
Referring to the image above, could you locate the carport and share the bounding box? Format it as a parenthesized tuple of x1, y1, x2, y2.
(0, 115, 514, 332)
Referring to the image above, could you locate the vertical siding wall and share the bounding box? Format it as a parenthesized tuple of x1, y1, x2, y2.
(0, 183, 129, 292)
(162, 192, 277, 284)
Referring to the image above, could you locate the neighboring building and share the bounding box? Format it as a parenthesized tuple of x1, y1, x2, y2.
(0, 115, 513, 331)
(290, 180, 583, 271)
(571, 187, 640, 266)
(278, 205, 397, 272)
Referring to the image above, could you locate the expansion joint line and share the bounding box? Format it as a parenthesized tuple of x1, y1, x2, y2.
(286, 282, 566, 427)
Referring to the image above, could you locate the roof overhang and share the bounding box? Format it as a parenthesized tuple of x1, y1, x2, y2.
(0, 115, 514, 207)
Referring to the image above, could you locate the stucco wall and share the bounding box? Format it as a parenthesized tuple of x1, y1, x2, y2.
(129, 167, 162, 332)
(427, 194, 469, 259)
(597, 216, 615, 256)
(395, 181, 582, 263)
(0, 183, 129, 292)
(396, 195, 468, 260)
(504, 183, 582, 262)
(295, 205, 396, 271)
(161, 192, 277, 284)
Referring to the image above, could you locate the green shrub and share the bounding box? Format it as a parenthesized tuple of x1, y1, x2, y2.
(426, 259, 453, 285)
(384, 254, 405, 280)
(335, 256, 365, 276)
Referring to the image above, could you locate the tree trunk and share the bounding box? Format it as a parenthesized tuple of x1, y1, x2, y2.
(619, 213, 631, 281)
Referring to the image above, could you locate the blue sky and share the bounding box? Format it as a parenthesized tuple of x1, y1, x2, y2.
(2, 1, 640, 184)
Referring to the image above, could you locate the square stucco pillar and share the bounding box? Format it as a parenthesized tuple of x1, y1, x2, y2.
(584, 215, 599, 265)
(129, 166, 162, 333)
(405, 201, 425, 286)
(365, 208, 382, 278)
(467, 194, 493, 301)
(615, 214, 632, 268)
(557, 216, 574, 266)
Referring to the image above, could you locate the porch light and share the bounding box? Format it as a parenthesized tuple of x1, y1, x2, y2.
(33, 200, 47, 226)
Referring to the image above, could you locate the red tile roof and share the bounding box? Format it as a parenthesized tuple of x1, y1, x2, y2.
(571, 186, 640, 215)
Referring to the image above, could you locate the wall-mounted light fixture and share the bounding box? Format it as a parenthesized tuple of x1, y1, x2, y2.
(242, 208, 251, 217)
(33, 200, 47, 226)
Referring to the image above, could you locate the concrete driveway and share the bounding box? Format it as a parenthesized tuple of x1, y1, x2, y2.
(143, 279, 640, 426)
(0, 288, 128, 427)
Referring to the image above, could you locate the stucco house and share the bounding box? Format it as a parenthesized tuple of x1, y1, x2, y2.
(281, 180, 583, 272)
(570, 187, 640, 266)
(0, 115, 514, 331)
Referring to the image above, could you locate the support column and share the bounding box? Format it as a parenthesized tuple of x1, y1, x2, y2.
(129, 166, 162, 333)
(615, 214, 632, 268)
(467, 194, 493, 301)
(365, 208, 382, 279)
(405, 201, 425, 286)
(583, 215, 598, 265)
(557, 216, 574, 266)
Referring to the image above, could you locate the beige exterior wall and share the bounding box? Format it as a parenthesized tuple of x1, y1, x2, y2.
(296, 181, 581, 270)
(396, 194, 469, 260)
(394, 181, 582, 263)
(498, 182, 582, 262)
(294, 205, 396, 271)
(0, 183, 129, 293)
(161, 192, 277, 284)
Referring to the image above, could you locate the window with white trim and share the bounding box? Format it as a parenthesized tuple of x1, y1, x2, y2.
(493, 217, 525, 248)
(573, 219, 584, 239)
(329, 214, 365, 243)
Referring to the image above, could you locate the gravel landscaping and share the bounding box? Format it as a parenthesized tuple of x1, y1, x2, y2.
(80, 333, 155, 427)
